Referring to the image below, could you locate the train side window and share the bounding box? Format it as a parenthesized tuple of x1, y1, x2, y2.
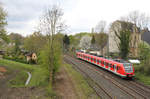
(97, 60, 99, 63)
(110, 64, 113, 68)
(112, 65, 114, 69)
(108, 63, 110, 67)
(106, 62, 108, 66)
(99, 60, 101, 64)
(117, 66, 120, 70)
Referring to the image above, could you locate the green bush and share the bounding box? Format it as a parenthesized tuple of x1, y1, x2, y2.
(3, 55, 27, 64)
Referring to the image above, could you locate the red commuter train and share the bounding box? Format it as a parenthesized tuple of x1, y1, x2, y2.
(76, 51, 135, 78)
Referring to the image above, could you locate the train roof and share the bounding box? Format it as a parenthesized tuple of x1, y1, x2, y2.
(77, 51, 130, 64)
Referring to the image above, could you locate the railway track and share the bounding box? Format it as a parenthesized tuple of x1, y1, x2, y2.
(78, 56, 150, 99)
(64, 55, 135, 99)
(64, 57, 113, 99)
(65, 54, 150, 99)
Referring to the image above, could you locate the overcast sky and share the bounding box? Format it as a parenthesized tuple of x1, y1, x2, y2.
(1, 0, 150, 36)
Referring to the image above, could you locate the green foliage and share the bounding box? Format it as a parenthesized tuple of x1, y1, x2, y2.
(0, 4, 7, 29)
(63, 34, 70, 45)
(0, 5, 9, 45)
(134, 64, 150, 85)
(0, 59, 49, 87)
(91, 35, 95, 44)
(0, 59, 36, 71)
(139, 42, 150, 62)
(28, 68, 49, 86)
(136, 42, 150, 76)
(3, 55, 27, 64)
(115, 30, 131, 59)
(64, 63, 98, 98)
(8, 33, 24, 54)
(24, 31, 47, 53)
(63, 34, 70, 52)
(94, 33, 108, 48)
(39, 38, 62, 80)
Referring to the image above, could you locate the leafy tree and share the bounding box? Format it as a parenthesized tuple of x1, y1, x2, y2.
(9, 33, 24, 54)
(38, 5, 65, 90)
(0, 4, 9, 46)
(63, 34, 70, 52)
(115, 30, 131, 59)
(138, 42, 150, 75)
(95, 33, 108, 50)
(139, 42, 150, 63)
(24, 31, 46, 53)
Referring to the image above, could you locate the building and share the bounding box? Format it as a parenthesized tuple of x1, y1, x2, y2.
(109, 20, 141, 57)
(25, 52, 37, 63)
(142, 31, 150, 45)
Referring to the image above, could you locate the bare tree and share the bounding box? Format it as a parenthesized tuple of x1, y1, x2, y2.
(39, 5, 65, 87)
(95, 20, 106, 33)
(121, 11, 150, 30)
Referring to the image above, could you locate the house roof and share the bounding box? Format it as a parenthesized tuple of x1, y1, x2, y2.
(25, 52, 35, 57)
(142, 31, 150, 44)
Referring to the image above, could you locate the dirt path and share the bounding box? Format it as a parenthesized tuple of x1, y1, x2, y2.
(53, 66, 78, 99)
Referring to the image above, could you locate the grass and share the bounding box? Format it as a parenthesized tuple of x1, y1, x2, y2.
(135, 72, 150, 85)
(64, 63, 98, 98)
(134, 64, 150, 85)
(9, 71, 28, 87)
(0, 59, 49, 87)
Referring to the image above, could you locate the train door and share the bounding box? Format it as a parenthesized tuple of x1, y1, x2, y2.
(114, 64, 117, 72)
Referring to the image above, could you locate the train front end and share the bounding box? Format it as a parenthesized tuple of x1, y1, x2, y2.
(123, 63, 135, 78)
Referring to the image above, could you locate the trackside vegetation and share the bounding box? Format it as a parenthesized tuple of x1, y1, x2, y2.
(64, 63, 99, 98)
(133, 42, 150, 85)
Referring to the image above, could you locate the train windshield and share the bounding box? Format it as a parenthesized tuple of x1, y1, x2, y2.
(123, 63, 133, 73)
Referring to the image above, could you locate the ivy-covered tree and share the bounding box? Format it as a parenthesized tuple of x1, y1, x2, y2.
(115, 30, 131, 59)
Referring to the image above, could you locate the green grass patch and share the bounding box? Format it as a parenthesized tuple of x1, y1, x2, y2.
(134, 64, 150, 85)
(0, 59, 49, 87)
(135, 72, 150, 85)
(9, 71, 28, 87)
(64, 63, 98, 98)
(28, 68, 49, 87)
(0, 59, 37, 71)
